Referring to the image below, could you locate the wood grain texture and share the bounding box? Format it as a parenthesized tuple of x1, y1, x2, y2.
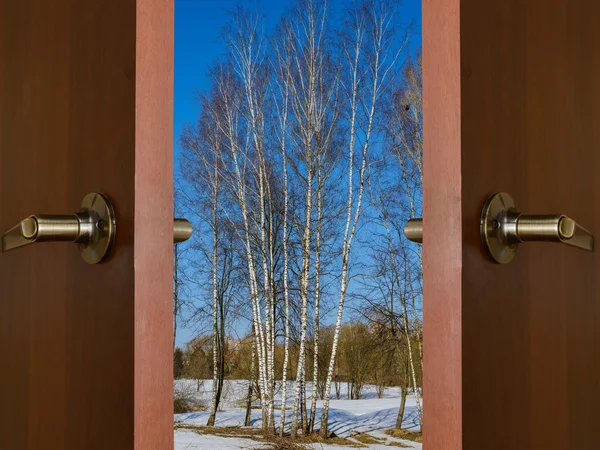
(0, 1, 173, 449)
(422, 0, 462, 448)
(134, 0, 174, 448)
(460, 1, 600, 448)
(424, 0, 600, 448)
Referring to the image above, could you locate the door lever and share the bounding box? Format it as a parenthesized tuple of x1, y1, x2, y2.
(481, 192, 594, 263)
(1, 192, 116, 264)
(403, 192, 595, 264)
(2, 192, 193, 264)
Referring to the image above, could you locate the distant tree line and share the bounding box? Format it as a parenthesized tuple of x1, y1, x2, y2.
(174, 320, 422, 422)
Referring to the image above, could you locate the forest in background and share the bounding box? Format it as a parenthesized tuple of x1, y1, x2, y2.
(174, 0, 422, 440)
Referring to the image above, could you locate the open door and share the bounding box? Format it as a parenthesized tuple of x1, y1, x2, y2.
(423, 0, 600, 448)
(0, 1, 174, 448)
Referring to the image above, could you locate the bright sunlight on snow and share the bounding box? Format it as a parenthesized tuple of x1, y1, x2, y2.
(174, 380, 422, 449)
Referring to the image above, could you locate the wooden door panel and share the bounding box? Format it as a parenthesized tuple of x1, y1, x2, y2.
(425, 0, 600, 448)
(0, 1, 173, 449)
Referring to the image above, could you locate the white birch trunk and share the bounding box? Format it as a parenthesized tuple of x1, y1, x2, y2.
(308, 164, 323, 434)
(290, 161, 313, 437)
(225, 15, 275, 429)
(207, 162, 220, 426)
(319, 21, 364, 436)
(278, 89, 291, 437)
(385, 216, 423, 427)
(320, 3, 408, 435)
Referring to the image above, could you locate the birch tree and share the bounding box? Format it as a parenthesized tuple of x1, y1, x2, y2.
(223, 9, 279, 431)
(173, 242, 182, 352)
(379, 193, 423, 425)
(179, 83, 237, 427)
(271, 43, 293, 437)
(273, 0, 343, 436)
(385, 54, 423, 374)
(176, 0, 416, 439)
(320, 0, 408, 437)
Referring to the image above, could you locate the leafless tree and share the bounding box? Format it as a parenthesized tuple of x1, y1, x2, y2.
(320, 0, 409, 437)
(176, 0, 417, 439)
(272, 0, 341, 437)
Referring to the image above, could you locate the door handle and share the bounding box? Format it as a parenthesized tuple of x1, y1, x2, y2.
(402, 192, 595, 264)
(1, 192, 116, 264)
(404, 218, 423, 243)
(481, 192, 594, 263)
(174, 218, 193, 243)
(2, 192, 194, 264)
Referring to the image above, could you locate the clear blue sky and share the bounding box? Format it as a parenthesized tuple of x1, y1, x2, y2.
(175, 0, 291, 156)
(173, 0, 422, 347)
(174, 0, 422, 157)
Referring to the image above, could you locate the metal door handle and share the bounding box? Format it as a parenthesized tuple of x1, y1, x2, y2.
(481, 192, 594, 263)
(3, 217, 192, 250)
(174, 218, 193, 243)
(404, 218, 423, 243)
(1, 192, 116, 264)
(403, 192, 595, 264)
(2, 192, 194, 264)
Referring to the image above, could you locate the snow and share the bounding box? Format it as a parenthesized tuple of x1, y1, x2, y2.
(174, 380, 422, 449)
(175, 429, 265, 450)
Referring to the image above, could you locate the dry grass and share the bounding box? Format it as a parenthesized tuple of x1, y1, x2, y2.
(173, 385, 207, 413)
(173, 425, 362, 449)
(173, 396, 207, 414)
(386, 441, 410, 448)
(353, 433, 385, 445)
(255, 438, 306, 450)
(175, 425, 260, 439)
(384, 428, 422, 443)
(292, 432, 361, 447)
(250, 441, 308, 450)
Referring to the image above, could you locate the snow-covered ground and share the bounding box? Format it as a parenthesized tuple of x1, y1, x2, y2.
(174, 380, 422, 449)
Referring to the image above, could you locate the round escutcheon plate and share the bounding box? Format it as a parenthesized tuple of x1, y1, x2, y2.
(78, 192, 116, 264)
(481, 192, 518, 264)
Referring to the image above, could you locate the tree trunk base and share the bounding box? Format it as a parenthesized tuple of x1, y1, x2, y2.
(207, 414, 216, 427)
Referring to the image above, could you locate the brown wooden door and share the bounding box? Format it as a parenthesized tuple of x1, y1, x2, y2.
(0, 1, 174, 449)
(423, 0, 600, 449)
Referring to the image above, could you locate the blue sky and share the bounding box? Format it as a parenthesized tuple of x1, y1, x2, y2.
(173, 0, 422, 347)
(174, 0, 422, 158)
(175, 0, 291, 157)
